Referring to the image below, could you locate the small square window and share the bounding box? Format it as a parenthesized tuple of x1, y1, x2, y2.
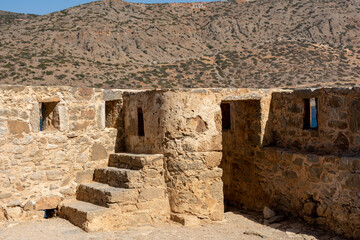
(40, 102, 60, 131)
(304, 98, 318, 129)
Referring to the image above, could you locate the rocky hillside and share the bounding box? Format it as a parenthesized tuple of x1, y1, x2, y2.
(0, 10, 37, 25)
(0, 0, 359, 89)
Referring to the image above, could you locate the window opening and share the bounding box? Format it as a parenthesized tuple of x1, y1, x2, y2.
(137, 108, 145, 136)
(40, 102, 60, 131)
(221, 103, 231, 130)
(304, 98, 318, 129)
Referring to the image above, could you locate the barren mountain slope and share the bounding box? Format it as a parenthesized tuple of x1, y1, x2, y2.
(0, 10, 37, 25)
(0, 0, 359, 89)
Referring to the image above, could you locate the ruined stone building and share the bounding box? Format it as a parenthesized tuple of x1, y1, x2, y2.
(0, 86, 359, 238)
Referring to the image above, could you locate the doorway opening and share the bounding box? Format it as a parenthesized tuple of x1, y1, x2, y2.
(219, 99, 263, 210)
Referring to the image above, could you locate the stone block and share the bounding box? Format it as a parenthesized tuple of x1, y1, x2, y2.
(8, 120, 30, 134)
(293, 157, 304, 167)
(210, 203, 224, 221)
(210, 180, 223, 202)
(37, 96, 60, 103)
(335, 132, 349, 151)
(7, 199, 22, 207)
(198, 168, 223, 180)
(309, 166, 323, 180)
(263, 206, 276, 219)
(204, 152, 222, 169)
(46, 169, 63, 181)
(306, 154, 319, 164)
(329, 96, 342, 108)
(328, 120, 348, 130)
(316, 204, 330, 217)
(30, 172, 43, 180)
(72, 122, 90, 131)
(6, 207, 22, 220)
(81, 109, 96, 119)
(35, 196, 62, 210)
(170, 214, 200, 227)
(23, 200, 35, 211)
(60, 187, 76, 196)
(12, 146, 27, 154)
(0, 127, 6, 135)
(0, 207, 7, 220)
(48, 135, 68, 144)
(30, 102, 40, 133)
(0, 192, 12, 199)
(103, 89, 123, 101)
(343, 174, 360, 191)
(75, 170, 95, 183)
(97, 101, 106, 130)
(77, 88, 94, 100)
(91, 143, 108, 161)
(46, 144, 58, 150)
(139, 188, 165, 201)
(13, 134, 33, 145)
(303, 202, 316, 216)
(57, 104, 68, 132)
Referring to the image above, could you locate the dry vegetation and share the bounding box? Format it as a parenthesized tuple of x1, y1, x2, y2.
(0, 0, 359, 89)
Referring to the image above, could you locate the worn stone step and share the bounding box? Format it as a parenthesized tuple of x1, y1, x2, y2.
(108, 153, 164, 170)
(59, 200, 110, 232)
(77, 182, 139, 207)
(93, 167, 142, 188)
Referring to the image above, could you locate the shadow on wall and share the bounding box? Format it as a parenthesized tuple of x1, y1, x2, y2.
(220, 99, 269, 210)
(220, 89, 360, 239)
(104, 99, 125, 153)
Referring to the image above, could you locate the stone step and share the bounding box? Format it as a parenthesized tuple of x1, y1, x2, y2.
(59, 200, 110, 232)
(108, 153, 164, 170)
(93, 167, 142, 188)
(77, 182, 139, 207)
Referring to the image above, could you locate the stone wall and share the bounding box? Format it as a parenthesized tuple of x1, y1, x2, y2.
(268, 88, 360, 155)
(123, 90, 167, 154)
(0, 85, 123, 220)
(228, 146, 360, 238)
(222, 87, 360, 239)
(123, 88, 273, 224)
(2, 85, 360, 238)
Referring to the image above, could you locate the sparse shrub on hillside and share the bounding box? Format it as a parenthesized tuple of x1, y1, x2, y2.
(55, 74, 67, 80)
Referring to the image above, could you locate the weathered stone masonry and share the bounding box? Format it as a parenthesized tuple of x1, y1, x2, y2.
(0, 86, 124, 220)
(1, 85, 360, 239)
(222, 88, 360, 239)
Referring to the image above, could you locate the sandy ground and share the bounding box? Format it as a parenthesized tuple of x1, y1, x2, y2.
(0, 210, 345, 240)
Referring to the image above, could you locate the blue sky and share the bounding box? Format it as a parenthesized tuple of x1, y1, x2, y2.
(0, 0, 221, 15)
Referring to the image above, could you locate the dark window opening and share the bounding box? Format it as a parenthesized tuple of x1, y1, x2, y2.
(105, 100, 121, 128)
(221, 103, 231, 130)
(40, 102, 60, 131)
(44, 209, 56, 219)
(304, 98, 318, 129)
(137, 108, 145, 136)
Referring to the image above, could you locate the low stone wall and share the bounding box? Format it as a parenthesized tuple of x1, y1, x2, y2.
(225, 147, 360, 238)
(222, 87, 360, 238)
(0, 86, 123, 221)
(268, 88, 360, 155)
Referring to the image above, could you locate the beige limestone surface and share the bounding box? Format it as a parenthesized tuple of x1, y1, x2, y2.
(0, 211, 344, 240)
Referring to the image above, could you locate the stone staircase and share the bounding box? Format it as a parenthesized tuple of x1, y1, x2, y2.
(59, 153, 170, 231)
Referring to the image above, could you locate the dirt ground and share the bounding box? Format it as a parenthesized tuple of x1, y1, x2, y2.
(0, 210, 345, 240)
